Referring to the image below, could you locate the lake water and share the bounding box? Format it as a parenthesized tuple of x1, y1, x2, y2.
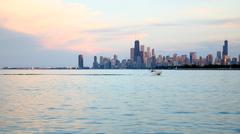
(0, 70, 239, 134)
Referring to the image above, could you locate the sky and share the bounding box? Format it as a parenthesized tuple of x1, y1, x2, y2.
(0, 0, 240, 67)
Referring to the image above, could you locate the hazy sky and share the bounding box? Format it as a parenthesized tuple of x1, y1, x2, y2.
(0, 0, 240, 67)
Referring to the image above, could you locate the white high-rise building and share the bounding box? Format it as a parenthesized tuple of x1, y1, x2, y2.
(147, 47, 151, 58)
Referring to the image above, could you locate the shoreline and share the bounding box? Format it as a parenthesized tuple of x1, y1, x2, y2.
(1, 68, 240, 70)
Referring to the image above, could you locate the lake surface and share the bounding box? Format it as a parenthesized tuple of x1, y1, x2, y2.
(0, 70, 239, 134)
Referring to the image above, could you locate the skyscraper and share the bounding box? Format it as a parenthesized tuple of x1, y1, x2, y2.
(199, 56, 204, 66)
(78, 55, 84, 69)
(151, 56, 157, 68)
(222, 40, 229, 65)
(140, 45, 145, 64)
(222, 40, 228, 57)
(100, 56, 103, 64)
(173, 54, 177, 61)
(114, 54, 117, 60)
(141, 45, 145, 52)
(93, 56, 98, 69)
(100, 56, 104, 69)
(215, 51, 222, 65)
(134, 40, 140, 62)
(147, 47, 151, 58)
(152, 48, 155, 57)
(217, 51, 221, 60)
(238, 54, 240, 64)
(144, 51, 148, 64)
(130, 48, 134, 61)
(136, 55, 142, 69)
(140, 51, 144, 66)
(190, 52, 197, 65)
(231, 57, 238, 65)
(206, 54, 213, 65)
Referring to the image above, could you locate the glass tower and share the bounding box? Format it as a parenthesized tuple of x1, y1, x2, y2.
(78, 55, 84, 69)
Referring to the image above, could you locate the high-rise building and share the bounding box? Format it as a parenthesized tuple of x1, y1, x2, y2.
(136, 55, 142, 69)
(206, 54, 213, 65)
(151, 56, 157, 68)
(103, 57, 111, 69)
(99, 56, 104, 69)
(141, 45, 145, 52)
(130, 48, 134, 61)
(214, 51, 222, 65)
(222, 40, 228, 57)
(114, 54, 117, 60)
(144, 51, 148, 64)
(222, 40, 229, 65)
(147, 47, 151, 58)
(190, 52, 197, 65)
(100, 56, 103, 64)
(111, 54, 120, 69)
(121, 59, 127, 69)
(152, 48, 155, 57)
(222, 55, 229, 65)
(181, 55, 188, 65)
(172, 54, 178, 66)
(217, 51, 221, 60)
(140, 45, 145, 63)
(239, 55, 240, 64)
(93, 56, 98, 69)
(78, 55, 84, 69)
(231, 57, 238, 65)
(157, 55, 163, 64)
(199, 56, 204, 66)
(134, 40, 140, 62)
(140, 51, 144, 66)
(173, 54, 177, 61)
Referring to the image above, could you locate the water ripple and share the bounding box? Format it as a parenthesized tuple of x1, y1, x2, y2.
(172, 111, 196, 114)
(1, 70, 239, 134)
(217, 112, 240, 115)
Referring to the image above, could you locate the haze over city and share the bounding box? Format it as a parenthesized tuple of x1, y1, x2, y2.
(0, 0, 240, 67)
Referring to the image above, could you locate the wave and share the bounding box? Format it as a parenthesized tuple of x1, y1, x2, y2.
(0, 74, 130, 76)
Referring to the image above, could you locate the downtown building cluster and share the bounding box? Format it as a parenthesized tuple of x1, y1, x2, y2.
(78, 40, 240, 69)
(91, 40, 158, 69)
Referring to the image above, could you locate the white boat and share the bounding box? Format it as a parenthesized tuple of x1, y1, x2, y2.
(151, 70, 162, 76)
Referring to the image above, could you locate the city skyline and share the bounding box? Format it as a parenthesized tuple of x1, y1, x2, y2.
(0, 0, 240, 67)
(77, 40, 240, 69)
(1, 38, 240, 68)
(1, 1, 240, 134)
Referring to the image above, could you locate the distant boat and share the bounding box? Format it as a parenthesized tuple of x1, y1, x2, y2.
(151, 69, 162, 76)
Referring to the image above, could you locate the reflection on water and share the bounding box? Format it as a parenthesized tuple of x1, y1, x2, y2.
(0, 72, 93, 133)
(0, 70, 240, 134)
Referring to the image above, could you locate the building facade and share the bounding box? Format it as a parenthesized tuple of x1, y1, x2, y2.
(134, 40, 140, 62)
(223, 40, 228, 57)
(78, 55, 84, 69)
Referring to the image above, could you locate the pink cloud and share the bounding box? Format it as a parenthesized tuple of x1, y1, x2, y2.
(0, 0, 111, 54)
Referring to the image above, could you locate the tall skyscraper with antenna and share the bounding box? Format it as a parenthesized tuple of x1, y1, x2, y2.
(134, 40, 140, 62)
(223, 40, 228, 57)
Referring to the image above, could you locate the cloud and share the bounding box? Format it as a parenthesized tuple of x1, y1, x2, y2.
(83, 17, 240, 37)
(0, 28, 40, 52)
(0, 0, 239, 61)
(0, 27, 79, 67)
(145, 17, 240, 28)
(0, 0, 111, 54)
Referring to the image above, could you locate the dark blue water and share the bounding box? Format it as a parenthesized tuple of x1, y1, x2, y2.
(0, 70, 239, 134)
